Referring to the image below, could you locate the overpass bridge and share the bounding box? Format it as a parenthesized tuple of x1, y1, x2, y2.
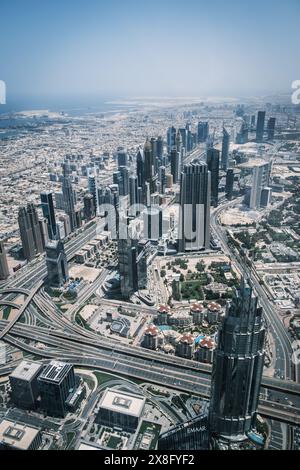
(0, 281, 43, 340)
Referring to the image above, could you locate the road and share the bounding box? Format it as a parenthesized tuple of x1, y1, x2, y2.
(210, 200, 294, 382)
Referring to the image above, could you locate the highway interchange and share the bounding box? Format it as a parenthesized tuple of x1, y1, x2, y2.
(0, 189, 300, 428)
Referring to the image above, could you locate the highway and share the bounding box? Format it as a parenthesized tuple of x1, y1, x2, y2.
(0, 320, 299, 425)
(0, 221, 101, 291)
(210, 200, 294, 382)
(0, 281, 43, 340)
(0, 201, 299, 427)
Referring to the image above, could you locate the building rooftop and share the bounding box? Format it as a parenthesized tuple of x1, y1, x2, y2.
(10, 360, 43, 381)
(99, 389, 146, 418)
(76, 442, 103, 451)
(145, 325, 159, 336)
(180, 333, 194, 345)
(38, 361, 73, 384)
(0, 419, 40, 450)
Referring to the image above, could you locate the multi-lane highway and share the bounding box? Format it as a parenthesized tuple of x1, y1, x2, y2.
(0, 202, 299, 428)
(210, 200, 294, 382)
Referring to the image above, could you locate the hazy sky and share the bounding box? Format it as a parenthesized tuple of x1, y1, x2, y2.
(1, 0, 300, 99)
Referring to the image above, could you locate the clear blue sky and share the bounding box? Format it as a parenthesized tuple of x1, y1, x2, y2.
(1, 0, 299, 99)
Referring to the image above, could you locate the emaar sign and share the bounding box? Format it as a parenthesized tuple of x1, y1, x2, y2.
(0, 80, 6, 104)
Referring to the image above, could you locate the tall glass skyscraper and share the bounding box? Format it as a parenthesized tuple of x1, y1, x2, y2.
(178, 161, 211, 252)
(256, 111, 266, 143)
(206, 148, 220, 208)
(221, 127, 230, 171)
(209, 278, 266, 442)
(62, 162, 77, 232)
(18, 204, 44, 261)
(41, 192, 57, 240)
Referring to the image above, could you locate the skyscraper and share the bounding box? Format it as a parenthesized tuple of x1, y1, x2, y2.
(118, 217, 150, 298)
(158, 166, 166, 194)
(143, 206, 163, 241)
(221, 128, 230, 171)
(83, 193, 95, 221)
(236, 120, 249, 144)
(129, 175, 139, 210)
(170, 148, 181, 184)
(143, 139, 157, 200)
(256, 111, 266, 143)
(178, 162, 211, 252)
(45, 240, 69, 288)
(119, 166, 129, 196)
(136, 148, 145, 190)
(88, 172, 99, 215)
(38, 361, 76, 418)
(27, 203, 44, 255)
(0, 240, 9, 280)
(144, 139, 153, 187)
(156, 136, 164, 161)
(209, 278, 266, 442)
(249, 162, 272, 210)
(18, 207, 35, 261)
(117, 149, 128, 168)
(18, 205, 43, 261)
(62, 162, 77, 232)
(167, 127, 176, 154)
(40, 192, 57, 240)
(176, 130, 182, 153)
(267, 117, 276, 140)
(39, 218, 50, 249)
(206, 148, 220, 207)
(186, 122, 193, 152)
(179, 128, 187, 151)
(225, 169, 234, 200)
(198, 121, 209, 143)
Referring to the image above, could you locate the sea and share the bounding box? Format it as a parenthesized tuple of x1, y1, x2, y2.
(0, 95, 137, 140)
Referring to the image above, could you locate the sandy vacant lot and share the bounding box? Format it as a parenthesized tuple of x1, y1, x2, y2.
(69, 265, 100, 283)
(80, 304, 99, 321)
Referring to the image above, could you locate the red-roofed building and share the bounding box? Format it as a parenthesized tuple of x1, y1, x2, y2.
(190, 302, 206, 325)
(175, 333, 195, 359)
(195, 336, 216, 364)
(143, 325, 160, 350)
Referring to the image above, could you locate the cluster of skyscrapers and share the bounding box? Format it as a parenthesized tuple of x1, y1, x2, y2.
(2, 109, 276, 297)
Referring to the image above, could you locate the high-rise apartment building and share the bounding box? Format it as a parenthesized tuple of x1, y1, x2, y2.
(249, 162, 272, 210)
(178, 162, 211, 252)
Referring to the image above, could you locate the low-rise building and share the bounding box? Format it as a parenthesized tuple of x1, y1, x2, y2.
(95, 389, 146, 432)
(0, 419, 42, 450)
